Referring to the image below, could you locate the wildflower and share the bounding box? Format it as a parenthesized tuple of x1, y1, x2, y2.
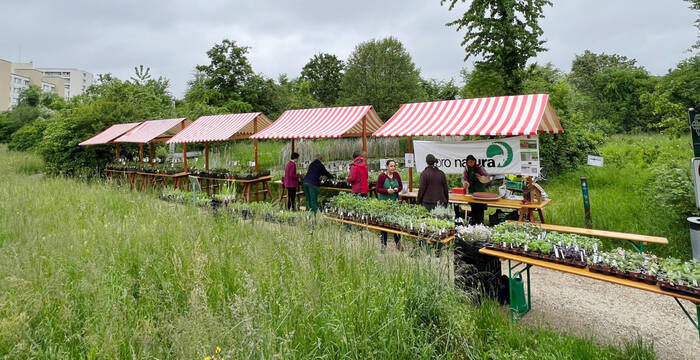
(328, 245, 332, 250)
(204, 357, 211, 360)
(216, 346, 221, 353)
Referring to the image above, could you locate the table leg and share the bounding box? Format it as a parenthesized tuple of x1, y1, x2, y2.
(254, 182, 259, 202)
(537, 209, 545, 224)
(674, 298, 700, 340)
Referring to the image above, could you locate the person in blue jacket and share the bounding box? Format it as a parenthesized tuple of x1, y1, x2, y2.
(303, 154, 334, 213)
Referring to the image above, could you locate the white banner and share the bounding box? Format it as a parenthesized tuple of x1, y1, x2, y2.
(413, 136, 540, 176)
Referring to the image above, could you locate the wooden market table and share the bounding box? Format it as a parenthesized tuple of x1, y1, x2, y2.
(136, 171, 190, 191)
(323, 215, 455, 245)
(478, 248, 700, 338)
(193, 175, 273, 203)
(506, 221, 668, 252)
(105, 169, 139, 189)
(400, 191, 551, 223)
(273, 180, 377, 206)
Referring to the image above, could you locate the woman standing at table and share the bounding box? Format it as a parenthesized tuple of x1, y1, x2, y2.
(284, 152, 301, 210)
(376, 159, 403, 251)
(463, 154, 489, 224)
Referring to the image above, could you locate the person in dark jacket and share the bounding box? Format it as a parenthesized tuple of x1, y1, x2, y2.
(303, 154, 333, 214)
(284, 152, 301, 210)
(417, 154, 448, 211)
(347, 150, 369, 196)
(463, 154, 489, 224)
(376, 159, 403, 250)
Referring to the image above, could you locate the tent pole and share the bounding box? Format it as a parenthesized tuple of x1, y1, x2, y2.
(254, 118, 259, 172)
(408, 136, 413, 192)
(183, 143, 188, 172)
(149, 143, 155, 168)
(205, 142, 209, 171)
(362, 117, 367, 153)
(139, 143, 144, 167)
(291, 138, 295, 153)
(115, 143, 120, 162)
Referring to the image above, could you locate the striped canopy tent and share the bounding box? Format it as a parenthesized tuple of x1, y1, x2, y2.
(113, 118, 191, 169)
(372, 94, 563, 190)
(250, 105, 383, 153)
(167, 113, 272, 171)
(79, 122, 143, 161)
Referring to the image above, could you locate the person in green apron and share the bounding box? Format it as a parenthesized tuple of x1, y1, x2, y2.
(462, 154, 489, 225)
(376, 159, 403, 250)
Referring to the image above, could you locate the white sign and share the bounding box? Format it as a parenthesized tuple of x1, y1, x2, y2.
(693, 158, 700, 209)
(380, 158, 390, 170)
(248, 161, 256, 167)
(404, 153, 415, 168)
(587, 155, 604, 167)
(413, 136, 538, 176)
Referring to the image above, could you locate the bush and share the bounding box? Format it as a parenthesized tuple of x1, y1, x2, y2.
(8, 119, 49, 152)
(647, 164, 698, 220)
(539, 124, 602, 178)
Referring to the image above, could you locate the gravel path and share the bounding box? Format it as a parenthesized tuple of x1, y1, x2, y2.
(510, 263, 700, 360)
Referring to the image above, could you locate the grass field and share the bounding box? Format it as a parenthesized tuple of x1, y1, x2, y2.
(544, 134, 695, 260)
(0, 145, 656, 359)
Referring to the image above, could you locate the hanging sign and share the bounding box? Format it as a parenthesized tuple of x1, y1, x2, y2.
(587, 155, 604, 167)
(413, 136, 539, 176)
(404, 153, 415, 168)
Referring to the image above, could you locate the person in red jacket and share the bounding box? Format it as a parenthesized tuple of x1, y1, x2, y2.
(284, 152, 301, 210)
(347, 150, 368, 196)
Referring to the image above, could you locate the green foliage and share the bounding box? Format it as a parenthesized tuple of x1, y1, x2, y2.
(272, 75, 323, 117)
(300, 53, 344, 105)
(38, 74, 175, 175)
(195, 39, 254, 101)
(340, 37, 426, 120)
(420, 78, 459, 101)
(569, 51, 639, 96)
(0, 85, 64, 143)
(459, 63, 508, 98)
(442, 0, 552, 94)
(685, 0, 700, 50)
(647, 164, 697, 220)
(8, 118, 50, 152)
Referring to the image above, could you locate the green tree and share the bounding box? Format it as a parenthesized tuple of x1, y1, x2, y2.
(442, 0, 552, 94)
(685, 0, 700, 50)
(274, 75, 323, 114)
(421, 78, 459, 101)
(301, 53, 344, 106)
(195, 39, 254, 102)
(569, 50, 638, 96)
(38, 74, 175, 175)
(130, 65, 152, 85)
(0, 85, 64, 143)
(340, 37, 426, 120)
(459, 63, 508, 98)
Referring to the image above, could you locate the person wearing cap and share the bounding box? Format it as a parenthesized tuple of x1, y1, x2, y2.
(417, 154, 449, 211)
(463, 154, 489, 224)
(303, 154, 334, 214)
(347, 150, 369, 196)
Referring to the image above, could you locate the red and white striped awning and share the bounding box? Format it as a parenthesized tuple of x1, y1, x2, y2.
(167, 113, 272, 144)
(79, 122, 142, 146)
(114, 118, 191, 143)
(372, 94, 563, 137)
(251, 105, 383, 139)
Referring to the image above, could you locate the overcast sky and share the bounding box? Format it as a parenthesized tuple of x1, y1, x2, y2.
(1, 1, 697, 97)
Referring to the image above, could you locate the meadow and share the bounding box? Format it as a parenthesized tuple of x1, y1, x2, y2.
(0, 146, 655, 359)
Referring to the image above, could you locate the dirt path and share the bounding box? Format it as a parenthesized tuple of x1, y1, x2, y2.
(512, 264, 699, 360)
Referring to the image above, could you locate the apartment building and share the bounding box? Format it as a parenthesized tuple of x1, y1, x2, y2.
(0, 59, 92, 111)
(38, 67, 94, 100)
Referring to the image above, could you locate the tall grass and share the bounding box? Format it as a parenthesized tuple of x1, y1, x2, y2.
(544, 134, 694, 259)
(0, 146, 654, 359)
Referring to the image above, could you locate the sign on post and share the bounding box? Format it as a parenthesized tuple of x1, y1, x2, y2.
(689, 108, 700, 157)
(587, 155, 604, 167)
(692, 158, 700, 209)
(404, 153, 415, 168)
(580, 177, 593, 228)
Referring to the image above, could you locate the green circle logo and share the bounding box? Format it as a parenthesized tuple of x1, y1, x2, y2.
(486, 141, 513, 168)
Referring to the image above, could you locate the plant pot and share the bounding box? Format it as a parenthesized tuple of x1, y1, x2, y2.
(641, 274, 657, 285)
(572, 260, 586, 268)
(610, 269, 627, 279)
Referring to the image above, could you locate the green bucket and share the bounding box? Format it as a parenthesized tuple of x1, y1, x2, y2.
(509, 273, 528, 315)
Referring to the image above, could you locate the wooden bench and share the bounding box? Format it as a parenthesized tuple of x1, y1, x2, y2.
(507, 221, 668, 252)
(479, 247, 700, 339)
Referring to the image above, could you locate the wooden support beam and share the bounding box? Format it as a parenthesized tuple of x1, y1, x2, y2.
(254, 118, 259, 172)
(362, 117, 367, 153)
(183, 143, 188, 172)
(115, 143, 120, 162)
(291, 138, 295, 153)
(205, 142, 209, 171)
(408, 136, 414, 192)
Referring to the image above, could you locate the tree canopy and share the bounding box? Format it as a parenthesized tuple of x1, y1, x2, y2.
(301, 53, 344, 106)
(340, 37, 425, 120)
(442, 0, 552, 94)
